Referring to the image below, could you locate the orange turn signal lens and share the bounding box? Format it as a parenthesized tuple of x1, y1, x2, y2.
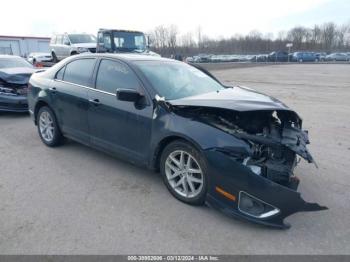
(215, 186, 236, 201)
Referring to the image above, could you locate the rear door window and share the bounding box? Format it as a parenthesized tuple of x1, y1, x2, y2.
(63, 59, 96, 86)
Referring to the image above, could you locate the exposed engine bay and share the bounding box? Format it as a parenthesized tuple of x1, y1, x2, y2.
(0, 79, 28, 96)
(173, 106, 315, 190)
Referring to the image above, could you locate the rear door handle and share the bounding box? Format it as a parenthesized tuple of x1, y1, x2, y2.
(89, 98, 101, 106)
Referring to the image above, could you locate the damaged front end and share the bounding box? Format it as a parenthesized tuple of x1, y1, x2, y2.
(0, 72, 30, 112)
(172, 106, 327, 228)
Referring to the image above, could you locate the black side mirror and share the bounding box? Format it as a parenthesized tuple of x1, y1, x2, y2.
(116, 88, 141, 102)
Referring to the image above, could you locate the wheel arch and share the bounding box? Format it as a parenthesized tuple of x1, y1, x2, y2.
(34, 100, 51, 125)
(152, 135, 202, 171)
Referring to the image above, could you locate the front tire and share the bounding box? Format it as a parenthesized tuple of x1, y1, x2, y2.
(37, 106, 63, 147)
(160, 140, 208, 205)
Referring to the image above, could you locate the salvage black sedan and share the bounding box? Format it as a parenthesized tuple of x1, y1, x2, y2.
(0, 55, 39, 112)
(28, 54, 326, 228)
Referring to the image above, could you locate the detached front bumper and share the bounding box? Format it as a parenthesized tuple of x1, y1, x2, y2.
(204, 150, 327, 229)
(0, 94, 28, 112)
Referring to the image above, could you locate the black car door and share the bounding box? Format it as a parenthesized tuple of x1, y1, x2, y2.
(87, 58, 153, 164)
(52, 58, 96, 143)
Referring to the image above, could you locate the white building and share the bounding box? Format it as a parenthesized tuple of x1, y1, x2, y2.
(0, 35, 50, 57)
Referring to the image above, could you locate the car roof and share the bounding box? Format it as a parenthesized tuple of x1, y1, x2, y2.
(0, 55, 22, 59)
(76, 53, 174, 63)
(98, 29, 144, 34)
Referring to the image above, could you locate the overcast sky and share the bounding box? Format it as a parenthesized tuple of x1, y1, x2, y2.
(1, 0, 349, 38)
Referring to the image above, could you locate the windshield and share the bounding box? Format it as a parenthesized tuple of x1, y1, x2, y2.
(136, 61, 224, 100)
(0, 57, 33, 69)
(113, 32, 146, 52)
(68, 34, 96, 44)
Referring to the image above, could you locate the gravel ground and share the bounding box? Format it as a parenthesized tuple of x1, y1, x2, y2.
(0, 64, 349, 254)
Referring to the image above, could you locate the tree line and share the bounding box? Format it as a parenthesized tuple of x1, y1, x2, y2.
(148, 22, 350, 57)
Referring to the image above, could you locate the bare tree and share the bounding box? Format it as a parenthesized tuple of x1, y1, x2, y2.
(322, 22, 336, 51)
(149, 22, 350, 57)
(167, 25, 178, 53)
(336, 24, 349, 50)
(152, 25, 168, 49)
(287, 26, 308, 50)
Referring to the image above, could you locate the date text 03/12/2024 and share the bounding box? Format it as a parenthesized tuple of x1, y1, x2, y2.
(127, 255, 219, 261)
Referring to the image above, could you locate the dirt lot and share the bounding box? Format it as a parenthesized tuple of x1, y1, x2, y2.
(0, 64, 349, 254)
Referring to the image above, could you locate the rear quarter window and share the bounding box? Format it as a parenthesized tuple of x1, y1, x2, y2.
(55, 66, 65, 80)
(63, 59, 96, 86)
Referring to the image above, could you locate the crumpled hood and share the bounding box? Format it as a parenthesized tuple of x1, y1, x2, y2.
(0, 67, 38, 85)
(169, 86, 292, 112)
(167, 86, 312, 163)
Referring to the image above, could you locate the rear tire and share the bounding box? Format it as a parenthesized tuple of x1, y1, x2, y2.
(160, 140, 208, 205)
(37, 106, 63, 147)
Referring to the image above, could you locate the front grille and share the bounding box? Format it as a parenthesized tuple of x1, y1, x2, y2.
(0, 102, 28, 109)
(89, 48, 96, 53)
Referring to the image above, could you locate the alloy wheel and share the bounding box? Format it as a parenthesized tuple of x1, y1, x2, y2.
(39, 111, 55, 142)
(165, 150, 204, 198)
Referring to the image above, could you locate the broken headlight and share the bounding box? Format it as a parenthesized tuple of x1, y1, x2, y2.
(16, 87, 28, 95)
(238, 191, 280, 218)
(0, 85, 17, 96)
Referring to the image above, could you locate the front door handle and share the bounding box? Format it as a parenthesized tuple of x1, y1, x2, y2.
(89, 98, 101, 106)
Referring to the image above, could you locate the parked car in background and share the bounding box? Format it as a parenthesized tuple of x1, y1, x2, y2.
(267, 51, 289, 62)
(27, 52, 52, 65)
(195, 54, 212, 63)
(315, 52, 327, 62)
(185, 57, 194, 63)
(240, 55, 255, 62)
(28, 53, 326, 228)
(210, 55, 239, 63)
(0, 55, 39, 112)
(254, 54, 268, 62)
(291, 52, 317, 62)
(345, 52, 350, 61)
(49, 33, 97, 62)
(325, 53, 349, 61)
